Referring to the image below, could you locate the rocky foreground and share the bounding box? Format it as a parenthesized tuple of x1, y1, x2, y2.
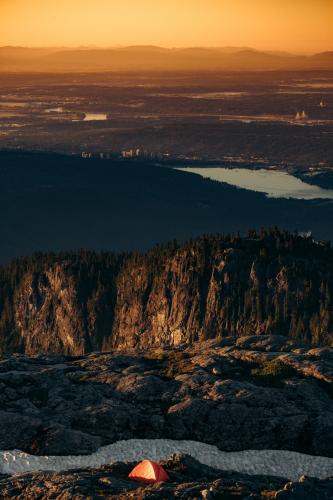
(0, 454, 332, 499)
(0, 335, 332, 458)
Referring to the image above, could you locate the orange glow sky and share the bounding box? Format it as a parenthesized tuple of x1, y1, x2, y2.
(1, 0, 332, 53)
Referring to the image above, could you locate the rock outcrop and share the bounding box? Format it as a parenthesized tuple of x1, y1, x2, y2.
(0, 454, 332, 499)
(0, 336, 332, 458)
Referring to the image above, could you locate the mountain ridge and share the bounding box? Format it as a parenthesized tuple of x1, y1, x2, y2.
(1, 230, 332, 355)
(1, 46, 333, 71)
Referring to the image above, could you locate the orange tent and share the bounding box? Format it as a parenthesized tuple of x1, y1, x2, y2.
(128, 459, 170, 483)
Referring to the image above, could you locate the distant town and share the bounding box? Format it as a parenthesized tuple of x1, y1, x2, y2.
(79, 148, 332, 176)
(82, 148, 171, 161)
(81, 147, 279, 164)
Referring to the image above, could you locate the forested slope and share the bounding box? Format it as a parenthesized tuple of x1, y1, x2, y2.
(0, 230, 332, 354)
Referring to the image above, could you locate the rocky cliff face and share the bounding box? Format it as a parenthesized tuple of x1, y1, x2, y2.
(0, 232, 332, 355)
(14, 264, 88, 355)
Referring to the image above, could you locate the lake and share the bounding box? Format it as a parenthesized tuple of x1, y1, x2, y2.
(45, 110, 108, 121)
(177, 167, 333, 200)
(83, 113, 108, 121)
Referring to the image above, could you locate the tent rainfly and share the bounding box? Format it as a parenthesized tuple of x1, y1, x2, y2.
(128, 459, 170, 483)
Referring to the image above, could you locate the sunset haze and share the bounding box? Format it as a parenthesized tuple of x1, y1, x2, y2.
(1, 0, 332, 53)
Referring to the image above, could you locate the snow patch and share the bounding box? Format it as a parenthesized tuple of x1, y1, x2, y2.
(1, 439, 333, 480)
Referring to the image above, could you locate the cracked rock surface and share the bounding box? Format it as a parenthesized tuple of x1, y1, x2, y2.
(0, 335, 332, 458)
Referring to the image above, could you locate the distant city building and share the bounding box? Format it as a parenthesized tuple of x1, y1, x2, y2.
(81, 152, 113, 159)
(121, 149, 135, 158)
(295, 110, 308, 121)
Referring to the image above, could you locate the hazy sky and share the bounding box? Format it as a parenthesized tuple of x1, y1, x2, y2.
(1, 0, 332, 53)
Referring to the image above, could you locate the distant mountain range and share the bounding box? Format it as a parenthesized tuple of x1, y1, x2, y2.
(1, 46, 333, 72)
